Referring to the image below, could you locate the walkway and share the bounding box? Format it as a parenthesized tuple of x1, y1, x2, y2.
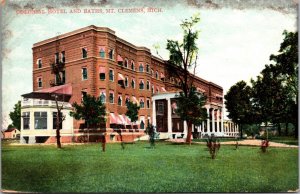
(167, 139, 298, 148)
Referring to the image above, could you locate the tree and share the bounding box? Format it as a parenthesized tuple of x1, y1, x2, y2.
(52, 94, 65, 148)
(224, 81, 254, 139)
(126, 101, 140, 127)
(166, 14, 207, 144)
(9, 101, 21, 130)
(70, 94, 106, 142)
(269, 31, 298, 137)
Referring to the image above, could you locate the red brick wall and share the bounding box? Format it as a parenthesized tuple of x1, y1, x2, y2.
(32, 26, 223, 130)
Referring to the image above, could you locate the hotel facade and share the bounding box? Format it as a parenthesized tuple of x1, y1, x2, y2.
(20, 25, 239, 144)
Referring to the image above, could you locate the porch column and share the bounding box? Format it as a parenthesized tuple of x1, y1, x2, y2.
(216, 109, 220, 134)
(152, 99, 156, 130)
(221, 108, 224, 135)
(212, 109, 215, 134)
(183, 121, 187, 136)
(206, 107, 210, 133)
(167, 98, 172, 133)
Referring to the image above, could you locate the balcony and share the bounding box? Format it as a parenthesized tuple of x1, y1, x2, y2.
(21, 98, 72, 108)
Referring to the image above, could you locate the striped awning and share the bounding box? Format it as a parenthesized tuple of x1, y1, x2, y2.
(99, 66, 106, 73)
(118, 73, 125, 81)
(117, 55, 123, 62)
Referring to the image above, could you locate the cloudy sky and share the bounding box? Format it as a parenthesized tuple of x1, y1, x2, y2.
(1, 0, 297, 129)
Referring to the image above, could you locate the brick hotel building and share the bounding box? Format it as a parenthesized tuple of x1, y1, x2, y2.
(20, 25, 239, 144)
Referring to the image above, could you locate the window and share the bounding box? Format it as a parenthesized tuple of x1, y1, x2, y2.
(61, 51, 65, 63)
(125, 77, 128, 87)
(55, 53, 59, 64)
(155, 71, 159, 79)
(146, 81, 150, 90)
(151, 69, 154, 77)
(81, 91, 87, 101)
(99, 48, 105, 58)
(53, 112, 62, 130)
(37, 59, 42, 68)
(146, 99, 150, 108)
(156, 88, 159, 93)
(157, 102, 164, 114)
(139, 64, 144, 72)
(56, 71, 66, 85)
(146, 64, 149, 73)
(140, 98, 144, 108)
(139, 80, 144, 90)
(125, 96, 129, 106)
(100, 92, 106, 103)
(109, 92, 114, 103)
(131, 79, 135, 89)
(140, 120, 145, 129)
(82, 48, 88, 58)
(117, 55, 123, 66)
(38, 77, 42, 88)
(131, 61, 135, 71)
(109, 49, 114, 60)
(100, 73, 105, 80)
(22, 112, 30, 130)
(151, 86, 154, 94)
(118, 95, 122, 106)
(109, 69, 114, 81)
(82, 67, 88, 80)
(124, 59, 128, 68)
(34, 112, 47, 129)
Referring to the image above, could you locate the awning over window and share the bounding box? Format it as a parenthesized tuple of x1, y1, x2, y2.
(99, 66, 106, 73)
(123, 114, 131, 125)
(118, 73, 125, 81)
(118, 114, 126, 124)
(117, 55, 123, 62)
(21, 84, 72, 102)
(132, 96, 138, 104)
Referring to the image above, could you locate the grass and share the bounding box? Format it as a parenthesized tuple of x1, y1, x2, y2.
(2, 141, 298, 193)
(193, 137, 242, 142)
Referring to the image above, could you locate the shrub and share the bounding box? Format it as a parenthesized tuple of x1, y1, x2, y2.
(206, 135, 221, 159)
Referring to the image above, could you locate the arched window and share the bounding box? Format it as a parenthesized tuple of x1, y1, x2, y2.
(131, 61, 135, 71)
(131, 79, 135, 89)
(155, 71, 159, 79)
(118, 95, 122, 106)
(99, 48, 105, 58)
(109, 49, 114, 60)
(125, 77, 128, 87)
(140, 99, 144, 108)
(146, 64, 149, 73)
(124, 58, 128, 68)
(139, 80, 144, 90)
(100, 92, 106, 103)
(125, 97, 130, 106)
(151, 86, 154, 94)
(146, 81, 150, 90)
(139, 64, 144, 72)
(140, 120, 145, 129)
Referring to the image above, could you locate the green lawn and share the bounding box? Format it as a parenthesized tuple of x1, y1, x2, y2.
(269, 136, 299, 145)
(2, 141, 298, 193)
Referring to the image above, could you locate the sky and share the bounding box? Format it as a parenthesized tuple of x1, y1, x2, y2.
(1, 0, 297, 129)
